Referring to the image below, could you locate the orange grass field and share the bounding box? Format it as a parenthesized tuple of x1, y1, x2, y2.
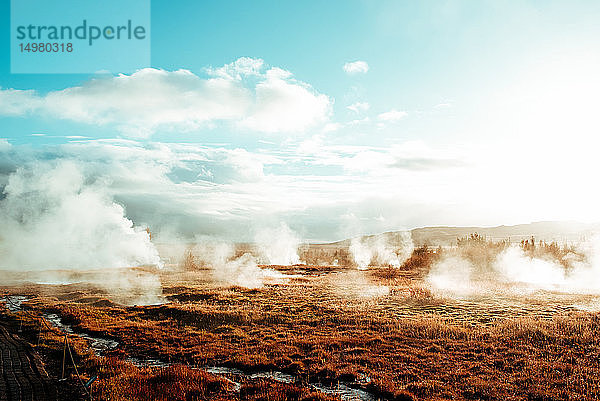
(2, 239, 600, 401)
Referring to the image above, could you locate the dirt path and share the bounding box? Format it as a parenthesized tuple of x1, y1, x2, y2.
(0, 324, 57, 401)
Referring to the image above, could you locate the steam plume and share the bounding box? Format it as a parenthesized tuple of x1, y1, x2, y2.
(427, 235, 600, 296)
(0, 161, 161, 270)
(0, 160, 164, 305)
(350, 231, 414, 269)
(192, 240, 285, 288)
(255, 223, 300, 265)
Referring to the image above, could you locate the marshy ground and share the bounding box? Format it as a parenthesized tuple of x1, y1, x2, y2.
(2, 240, 600, 400)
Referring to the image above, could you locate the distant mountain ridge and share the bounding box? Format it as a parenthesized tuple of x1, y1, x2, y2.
(327, 221, 599, 247)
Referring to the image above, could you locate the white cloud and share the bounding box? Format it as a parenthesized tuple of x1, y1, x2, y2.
(297, 134, 324, 155)
(322, 122, 343, 133)
(239, 67, 331, 133)
(0, 88, 42, 115)
(377, 109, 407, 122)
(15, 136, 595, 243)
(296, 140, 466, 176)
(347, 102, 370, 113)
(206, 57, 265, 80)
(0, 139, 475, 241)
(0, 138, 11, 151)
(348, 117, 370, 126)
(343, 60, 369, 75)
(0, 58, 332, 137)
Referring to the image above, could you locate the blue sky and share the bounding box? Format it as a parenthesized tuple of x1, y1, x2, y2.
(1, 0, 600, 242)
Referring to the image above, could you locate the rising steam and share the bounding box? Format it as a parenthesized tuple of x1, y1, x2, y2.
(349, 231, 414, 269)
(255, 222, 301, 265)
(0, 161, 161, 269)
(494, 239, 600, 293)
(191, 240, 287, 288)
(427, 236, 600, 296)
(0, 161, 164, 304)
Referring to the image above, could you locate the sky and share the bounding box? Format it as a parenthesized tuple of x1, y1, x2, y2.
(1, 0, 600, 242)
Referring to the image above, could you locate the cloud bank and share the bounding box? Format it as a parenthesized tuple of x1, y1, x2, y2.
(0, 58, 332, 137)
(0, 138, 471, 242)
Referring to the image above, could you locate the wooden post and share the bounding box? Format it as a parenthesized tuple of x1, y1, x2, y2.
(62, 335, 67, 379)
(37, 318, 42, 346)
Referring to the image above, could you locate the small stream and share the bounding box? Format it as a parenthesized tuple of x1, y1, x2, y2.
(203, 366, 376, 401)
(44, 313, 120, 354)
(2, 295, 382, 401)
(1, 295, 28, 312)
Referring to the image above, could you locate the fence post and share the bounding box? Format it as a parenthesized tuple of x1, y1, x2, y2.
(62, 335, 67, 379)
(37, 318, 42, 346)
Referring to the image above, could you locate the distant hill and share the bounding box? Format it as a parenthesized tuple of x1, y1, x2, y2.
(410, 221, 598, 246)
(328, 221, 599, 247)
(156, 221, 599, 265)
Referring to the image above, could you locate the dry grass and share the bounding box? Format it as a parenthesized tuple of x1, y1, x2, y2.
(94, 360, 232, 401)
(2, 239, 600, 400)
